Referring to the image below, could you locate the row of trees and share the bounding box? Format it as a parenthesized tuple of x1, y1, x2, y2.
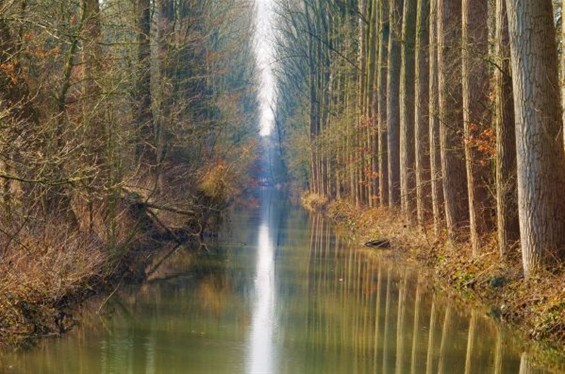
(0, 0, 259, 253)
(272, 0, 565, 276)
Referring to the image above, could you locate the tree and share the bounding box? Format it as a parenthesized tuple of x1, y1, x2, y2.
(378, 0, 390, 207)
(428, 0, 444, 235)
(437, 0, 468, 241)
(506, 0, 565, 275)
(494, 0, 519, 257)
(387, 0, 403, 206)
(399, 0, 417, 219)
(414, 0, 430, 228)
(462, 0, 491, 255)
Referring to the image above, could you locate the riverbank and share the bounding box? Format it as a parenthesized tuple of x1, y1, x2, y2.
(302, 193, 565, 364)
(0, 194, 213, 350)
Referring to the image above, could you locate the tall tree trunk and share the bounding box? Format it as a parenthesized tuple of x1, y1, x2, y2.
(135, 0, 156, 167)
(505, 0, 565, 275)
(357, 0, 368, 206)
(462, 0, 491, 255)
(562, 0, 565, 149)
(387, 0, 404, 206)
(429, 0, 444, 236)
(438, 0, 468, 242)
(378, 0, 390, 207)
(495, 0, 519, 257)
(415, 0, 430, 229)
(367, 0, 379, 207)
(399, 0, 417, 219)
(425, 296, 437, 374)
(464, 312, 477, 374)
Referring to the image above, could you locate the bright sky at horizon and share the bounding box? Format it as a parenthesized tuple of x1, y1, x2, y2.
(254, 0, 276, 136)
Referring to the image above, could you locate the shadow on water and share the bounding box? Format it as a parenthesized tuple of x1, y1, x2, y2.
(0, 188, 560, 373)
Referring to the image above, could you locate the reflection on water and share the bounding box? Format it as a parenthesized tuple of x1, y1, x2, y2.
(247, 206, 277, 373)
(0, 189, 560, 373)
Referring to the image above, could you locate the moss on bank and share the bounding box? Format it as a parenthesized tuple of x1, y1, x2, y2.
(302, 193, 565, 366)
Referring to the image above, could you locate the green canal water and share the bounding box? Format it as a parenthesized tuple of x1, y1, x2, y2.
(0, 189, 560, 373)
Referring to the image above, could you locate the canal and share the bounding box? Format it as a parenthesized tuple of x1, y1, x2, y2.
(0, 189, 557, 373)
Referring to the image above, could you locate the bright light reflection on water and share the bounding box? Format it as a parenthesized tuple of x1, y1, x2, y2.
(247, 224, 277, 374)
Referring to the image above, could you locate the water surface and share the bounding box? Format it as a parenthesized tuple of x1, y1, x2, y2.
(0, 189, 559, 373)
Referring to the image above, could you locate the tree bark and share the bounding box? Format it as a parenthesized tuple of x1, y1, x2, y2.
(505, 0, 565, 275)
(399, 0, 417, 219)
(378, 0, 390, 207)
(415, 0, 430, 229)
(387, 0, 404, 206)
(495, 0, 519, 258)
(462, 0, 492, 255)
(429, 0, 444, 236)
(438, 0, 468, 242)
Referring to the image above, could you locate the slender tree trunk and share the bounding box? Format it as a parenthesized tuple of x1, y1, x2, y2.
(395, 273, 408, 374)
(437, 306, 452, 374)
(562, 0, 565, 149)
(429, 0, 444, 236)
(462, 0, 491, 255)
(367, 0, 379, 207)
(425, 296, 437, 374)
(438, 0, 468, 242)
(358, 0, 368, 206)
(387, 0, 404, 206)
(410, 277, 422, 374)
(495, 0, 519, 257)
(464, 312, 477, 374)
(399, 0, 417, 219)
(136, 0, 156, 167)
(506, 0, 565, 275)
(378, 0, 390, 207)
(415, 0, 430, 229)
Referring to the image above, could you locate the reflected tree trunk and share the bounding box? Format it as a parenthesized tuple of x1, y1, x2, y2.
(519, 352, 545, 374)
(464, 311, 477, 374)
(395, 272, 408, 374)
(382, 267, 393, 373)
(425, 296, 437, 374)
(494, 326, 503, 374)
(437, 306, 451, 374)
(410, 277, 422, 374)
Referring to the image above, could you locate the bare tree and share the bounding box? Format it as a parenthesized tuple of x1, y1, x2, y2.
(506, 0, 565, 275)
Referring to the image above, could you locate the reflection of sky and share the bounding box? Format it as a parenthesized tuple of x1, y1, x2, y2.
(255, 0, 275, 136)
(247, 223, 277, 374)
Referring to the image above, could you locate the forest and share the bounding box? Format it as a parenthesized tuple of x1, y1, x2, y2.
(273, 0, 565, 276)
(0, 0, 260, 345)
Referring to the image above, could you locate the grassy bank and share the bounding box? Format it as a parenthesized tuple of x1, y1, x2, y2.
(302, 193, 565, 362)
